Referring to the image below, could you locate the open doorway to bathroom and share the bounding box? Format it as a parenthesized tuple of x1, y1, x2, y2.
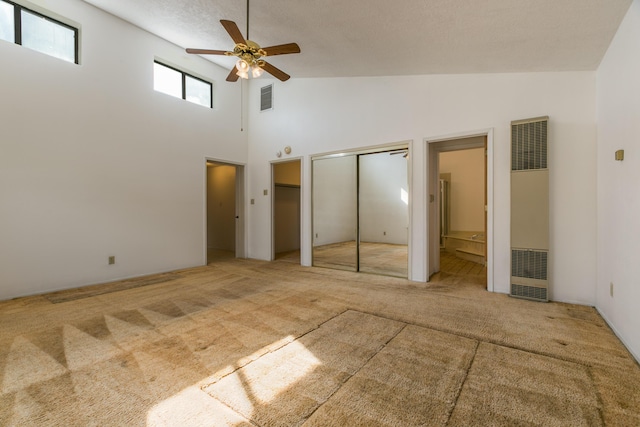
(427, 134, 490, 289)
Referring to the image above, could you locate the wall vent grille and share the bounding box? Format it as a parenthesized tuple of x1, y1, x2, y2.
(511, 116, 549, 303)
(512, 119, 547, 171)
(511, 284, 548, 302)
(260, 84, 273, 112)
(511, 249, 548, 280)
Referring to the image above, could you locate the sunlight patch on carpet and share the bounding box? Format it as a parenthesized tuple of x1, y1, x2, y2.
(147, 386, 253, 427)
(203, 310, 405, 427)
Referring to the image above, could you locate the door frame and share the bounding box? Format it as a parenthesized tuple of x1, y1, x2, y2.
(425, 129, 494, 291)
(204, 158, 247, 263)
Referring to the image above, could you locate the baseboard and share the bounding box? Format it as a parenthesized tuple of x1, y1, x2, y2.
(596, 307, 640, 366)
(0, 264, 201, 302)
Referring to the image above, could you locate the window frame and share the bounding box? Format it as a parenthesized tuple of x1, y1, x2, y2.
(1, 0, 79, 64)
(154, 60, 213, 109)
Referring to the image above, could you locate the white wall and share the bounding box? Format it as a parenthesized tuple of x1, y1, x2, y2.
(596, 0, 640, 361)
(0, 0, 246, 299)
(247, 72, 597, 304)
(440, 148, 485, 232)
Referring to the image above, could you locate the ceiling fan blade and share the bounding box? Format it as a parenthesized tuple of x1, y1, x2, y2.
(262, 43, 301, 56)
(220, 20, 246, 45)
(260, 61, 291, 82)
(226, 66, 240, 82)
(185, 48, 228, 55)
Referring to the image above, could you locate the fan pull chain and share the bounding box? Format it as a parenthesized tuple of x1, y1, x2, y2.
(241, 0, 248, 131)
(246, 0, 250, 40)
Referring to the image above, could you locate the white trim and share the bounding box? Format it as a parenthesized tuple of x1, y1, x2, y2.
(407, 140, 414, 281)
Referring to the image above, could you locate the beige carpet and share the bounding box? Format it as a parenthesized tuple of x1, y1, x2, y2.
(0, 256, 638, 426)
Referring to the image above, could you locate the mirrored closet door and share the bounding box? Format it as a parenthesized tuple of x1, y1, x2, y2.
(311, 155, 358, 271)
(312, 147, 409, 278)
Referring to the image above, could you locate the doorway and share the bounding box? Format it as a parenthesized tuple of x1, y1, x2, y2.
(427, 133, 492, 289)
(206, 160, 245, 263)
(272, 159, 302, 262)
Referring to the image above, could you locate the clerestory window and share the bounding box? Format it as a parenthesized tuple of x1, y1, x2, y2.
(0, 0, 78, 64)
(153, 61, 213, 109)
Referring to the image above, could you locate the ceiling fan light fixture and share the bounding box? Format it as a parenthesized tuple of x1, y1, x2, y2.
(251, 66, 264, 78)
(236, 59, 250, 71)
(186, 3, 300, 82)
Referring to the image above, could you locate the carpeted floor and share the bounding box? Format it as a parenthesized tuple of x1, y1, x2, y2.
(0, 255, 638, 426)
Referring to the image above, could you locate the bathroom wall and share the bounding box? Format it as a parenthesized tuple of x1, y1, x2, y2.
(439, 148, 485, 232)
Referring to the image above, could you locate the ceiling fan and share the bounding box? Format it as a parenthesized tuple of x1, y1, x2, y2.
(185, 1, 300, 82)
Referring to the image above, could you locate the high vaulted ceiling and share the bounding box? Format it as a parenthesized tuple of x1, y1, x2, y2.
(81, 0, 633, 78)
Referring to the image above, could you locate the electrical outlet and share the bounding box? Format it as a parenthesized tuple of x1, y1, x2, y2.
(315, 233, 318, 238)
(108, 256, 115, 265)
(610, 282, 614, 297)
(383, 231, 386, 236)
(263, 189, 268, 196)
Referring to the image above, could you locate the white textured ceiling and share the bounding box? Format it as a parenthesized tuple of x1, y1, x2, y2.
(80, 0, 632, 78)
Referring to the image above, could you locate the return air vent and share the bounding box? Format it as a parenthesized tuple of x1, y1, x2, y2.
(511, 249, 547, 280)
(511, 284, 547, 302)
(512, 119, 547, 171)
(511, 116, 549, 302)
(260, 84, 273, 112)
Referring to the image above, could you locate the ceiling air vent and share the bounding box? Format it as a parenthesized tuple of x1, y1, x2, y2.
(260, 84, 273, 112)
